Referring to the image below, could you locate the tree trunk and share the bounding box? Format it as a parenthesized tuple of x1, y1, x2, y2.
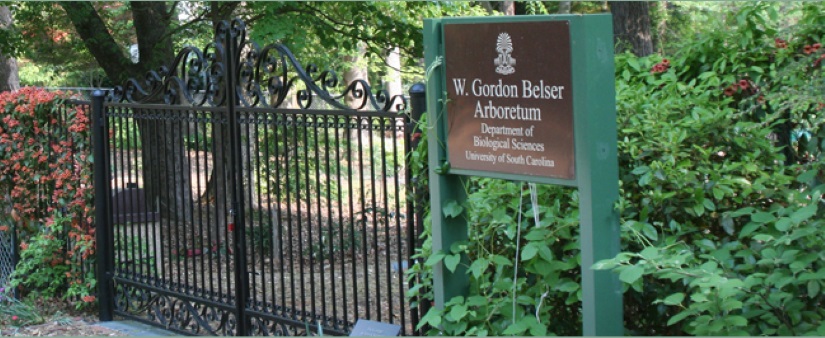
(384, 47, 402, 112)
(654, 1, 669, 53)
(557, 2, 572, 14)
(499, 1, 515, 15)
(610, 1, 653, 57)
(0, 6, 19, 92)
(343, 43, 369, 110)
(61, 2, 193, 221)
(199, 2, 240, 245)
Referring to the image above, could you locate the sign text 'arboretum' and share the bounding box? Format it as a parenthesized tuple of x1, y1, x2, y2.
(444, 21, 574, 179)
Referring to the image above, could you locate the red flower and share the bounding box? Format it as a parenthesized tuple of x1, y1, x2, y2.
(804, 45, 813, 55)
(814, 43, 822, 50)
(738, 79, 750, 90)
(723, 86, 737, 96)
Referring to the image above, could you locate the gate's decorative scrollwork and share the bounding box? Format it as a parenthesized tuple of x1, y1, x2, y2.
(112, 18, 405, 112)
(114, 283, 237, 336)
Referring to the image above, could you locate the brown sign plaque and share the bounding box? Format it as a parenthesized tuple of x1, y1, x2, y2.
(444, 21, 574, 179)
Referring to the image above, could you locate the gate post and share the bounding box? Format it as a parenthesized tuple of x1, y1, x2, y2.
(222, 22, 250, 336)
(407, 83, 429, 333)
(92, 90, 114, 321)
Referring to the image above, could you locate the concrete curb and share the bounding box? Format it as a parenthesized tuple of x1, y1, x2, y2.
(94, 320, 178, 336)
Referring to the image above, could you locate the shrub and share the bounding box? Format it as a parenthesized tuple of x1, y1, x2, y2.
(0, 87, 95, 308)
(409, 3, 825, 335)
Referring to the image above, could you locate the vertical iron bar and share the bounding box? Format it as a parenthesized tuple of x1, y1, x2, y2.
(285, 112, 296, 320)
(193, 110, 207, 298)
(323, 114, 335, 328)
(262, 113, 275, 314)
(203, 112, 216, 301)
(274, 114, 286, 316)
(380, 117, 391, 324)
(347, 116, 358, 329)
(254, 114, 267, 314)
(334, 115, 346, 331)
(244, 114, 257, 310)
(394, 114, 407, 335)
(369, 117, 380, 321)
(293, 112, 302, 320)
(92, 90, 114, 321)
(309, 114, 320, 324)
(408, 84, 427, 333)
(357, 116, 369, 320)
(225, 25, 250, 336)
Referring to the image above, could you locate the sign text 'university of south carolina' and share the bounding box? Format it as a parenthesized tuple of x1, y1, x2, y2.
(444, 21, 575, 179)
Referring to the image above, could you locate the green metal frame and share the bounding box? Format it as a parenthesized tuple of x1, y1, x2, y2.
(424, 14, 622, 335)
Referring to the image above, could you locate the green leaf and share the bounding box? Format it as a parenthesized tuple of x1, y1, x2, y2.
(538, 245, 554, 262)
(521, 243, 538, 261)
(443, 200, 464, 218)
(739, 222, 761, 238)
(417, 309, 441, 329)
(774, 217, 792, 232)
(444, 254, 460, 273)
(502, 320, 528, 335)
(809, 280, 821, 298)
(663, 292, 685, 306)
(556, 280, 579, 293)
(642, 223, 658, 241)
(751, 212, 776, 224)
(797, 169, 817, 183)
(424, 252, 445, 267)
(667, 311, 692, 326)
(627, 57, 640, 72)
(619, 265, 645, 284)
(448, 304, 468, 321)
(730, 207, 755, 217)
(692, 204, 705, 217)
(631, 165, 650, 175)
(725, 315, 747, 327)
(592, 259, 618, 270)
(640, 247, 659, 260)
(702, 198, 716, 212)
(491, 255, 512, 266)
(790, 204, 817, 225)
(720, 215, 735, 236)
(469, 259, 486, 279)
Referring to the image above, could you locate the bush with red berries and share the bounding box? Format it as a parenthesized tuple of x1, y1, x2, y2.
(0, 87, 95, 308)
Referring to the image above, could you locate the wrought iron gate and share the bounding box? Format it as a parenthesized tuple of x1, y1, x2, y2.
(93, 19, 418, 336)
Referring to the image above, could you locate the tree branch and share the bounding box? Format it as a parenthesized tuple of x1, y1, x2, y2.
(59, 1, 136, 84)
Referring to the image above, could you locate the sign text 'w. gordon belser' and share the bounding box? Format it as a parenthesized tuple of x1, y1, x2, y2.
(444, 20, 574, 180)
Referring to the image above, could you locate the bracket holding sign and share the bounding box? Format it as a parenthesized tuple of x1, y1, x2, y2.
(423, 14, 622, 335)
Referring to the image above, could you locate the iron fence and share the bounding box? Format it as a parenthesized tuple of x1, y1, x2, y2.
(93, 18, 420, 336)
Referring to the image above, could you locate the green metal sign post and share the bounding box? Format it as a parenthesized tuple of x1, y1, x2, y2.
(424, 14, 622, 335)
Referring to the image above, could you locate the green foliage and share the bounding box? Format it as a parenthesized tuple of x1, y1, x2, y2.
(0, 288, 44, 328)
(0, 87, 95, 309)
(599, 2, 825, 335)
(409, 2, 825, 336)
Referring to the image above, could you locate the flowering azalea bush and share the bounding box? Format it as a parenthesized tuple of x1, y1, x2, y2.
(0, 87, 95, 308)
